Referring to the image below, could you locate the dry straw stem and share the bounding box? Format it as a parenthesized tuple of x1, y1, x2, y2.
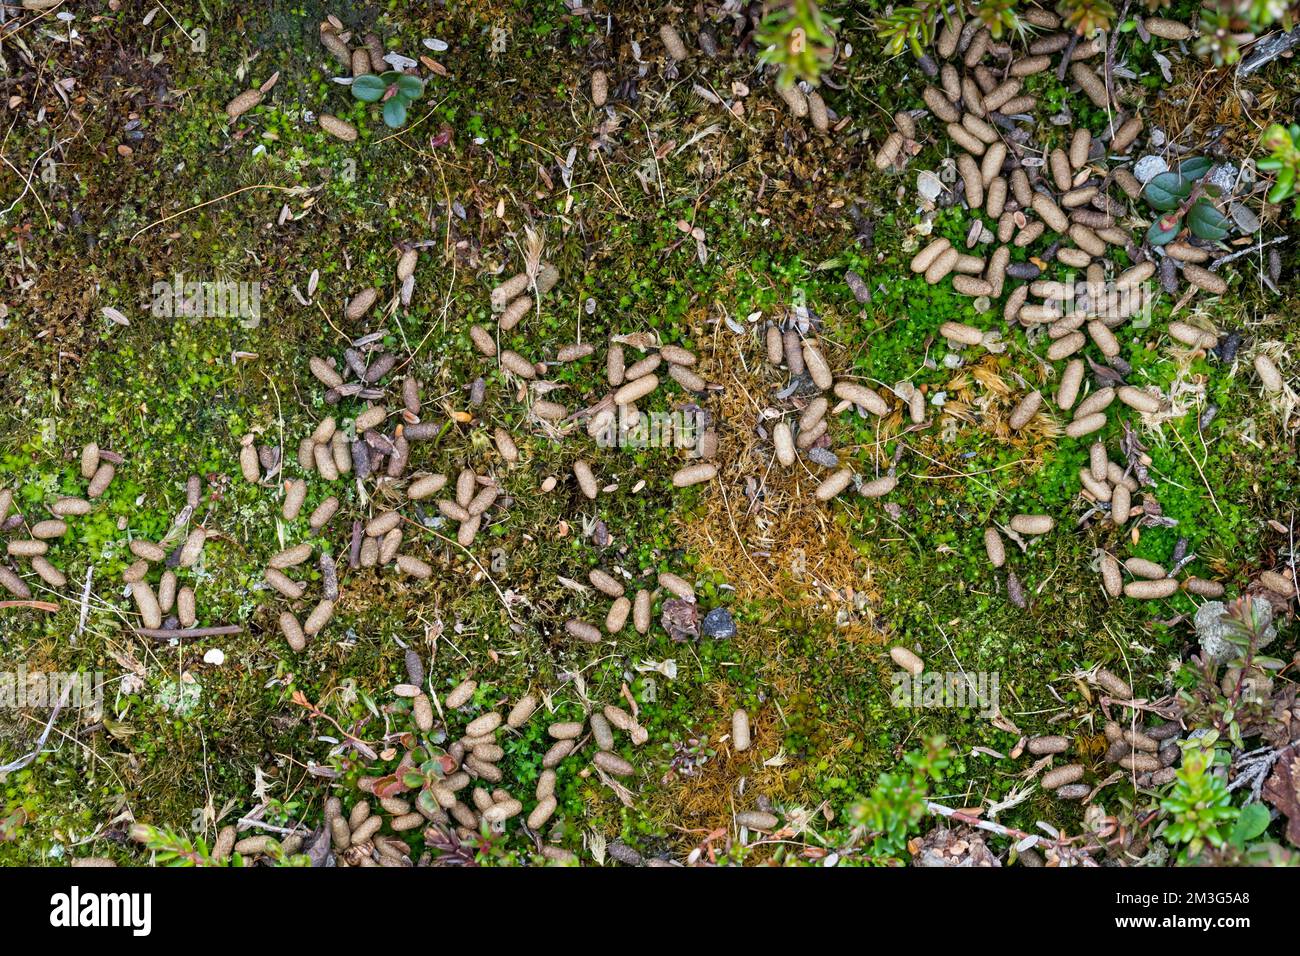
(677, 317, 877, 629)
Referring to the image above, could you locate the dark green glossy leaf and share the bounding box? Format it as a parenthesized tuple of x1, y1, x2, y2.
(1143, 171, 1191, 211)
(1177, 156, 1212, 181)
(395, 74, 424, 99)
(1147, 216, 1181, 245)
(383, 96, 409, 128)
(1187, 199, 1230, 240)
(351, 74, 387, 102)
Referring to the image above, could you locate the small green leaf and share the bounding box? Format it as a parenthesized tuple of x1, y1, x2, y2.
(351, 74, 387, 102)
(1229, 803, 1270, 848)
(383, 97, 408, 128)
(395, 75, 424, 99)
(1143, 171, 1192, 210)
(1177, 156, 1212, 181)
(1267, 167, 1295, 204)
(1147, 216, 1181, 245)
(1187, 199, 1230, 240)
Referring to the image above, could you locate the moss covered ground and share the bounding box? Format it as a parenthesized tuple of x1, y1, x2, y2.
(0, 1, 1296, 865)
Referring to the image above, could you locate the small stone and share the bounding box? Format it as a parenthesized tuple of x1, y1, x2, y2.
(1195, 600, 1275, 666)
(1133, 155, 1168, 184)
(701, 607, 736, 639)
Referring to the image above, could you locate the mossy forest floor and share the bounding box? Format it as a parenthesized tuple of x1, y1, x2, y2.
(0, 1, 1296, 866)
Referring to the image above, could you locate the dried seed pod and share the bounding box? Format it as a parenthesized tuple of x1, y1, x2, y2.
(910, 237, 952, 274)
(672, 463, 717, 488)
(225, 88, 263, 119)
(614, 373, 658, 406)
(1070, 63, 1109, 107)
(606, 596, 631, 633)
(1041, 764, 1084, 790)
(319, 114, 358, 142)
(130, 581, 162, 630)
(31, 557, 66, 588)
(777, 81, 808, 118)
(548, 721, 584, 740)
(265, 567, 305, 598)
(572, 459, 599, 499)
(633, 589, 652, 633)
(542, 739, 575, 769)
(660, 23, 688, 61)
(859, 475, 897, 498)
(922, 85, 959, 122)
(592, 751, 634, 776)
(1028, 736, 1070, 755)
(1009, 514, 1054, 536)
(1260, 570, 1296, 597)
(1008, 390, 1042, 430)
(814, 468, 853, 502)
(282, 479, 307, 521)
(396, 555, 432, 579)
(1182, 577, 1224, 598)
(565, 619, 601, 643)
(874, 131, 903, 170)
(984, 527, 1006, 568)
(1254, 354, 1283, 392)
(494, 429, 519, 463)
(304, 599, 335, 635)
(889, 646, 924, 676)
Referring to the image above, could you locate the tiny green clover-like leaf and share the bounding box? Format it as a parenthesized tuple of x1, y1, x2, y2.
(402, 769, 425, 789)
(1147, 216, 1182, 245)
(1187, 199, 1230, 240)
(1229, 803, 1271, 849)
(1143, 171, 1192, 210)
(395, 74, 424, 99)
(351, 74, 387, 102)
(1177, 156, 1213, 181)
(382, 96, 409, 128)
(1267, 166, 1296, 204)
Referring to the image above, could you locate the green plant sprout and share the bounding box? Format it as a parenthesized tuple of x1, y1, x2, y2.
(352, 71, 425, 128)
(1141, 156, 1234, 245)
(757, 0, 840, 88)
(1257, 122, 1300, 214)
